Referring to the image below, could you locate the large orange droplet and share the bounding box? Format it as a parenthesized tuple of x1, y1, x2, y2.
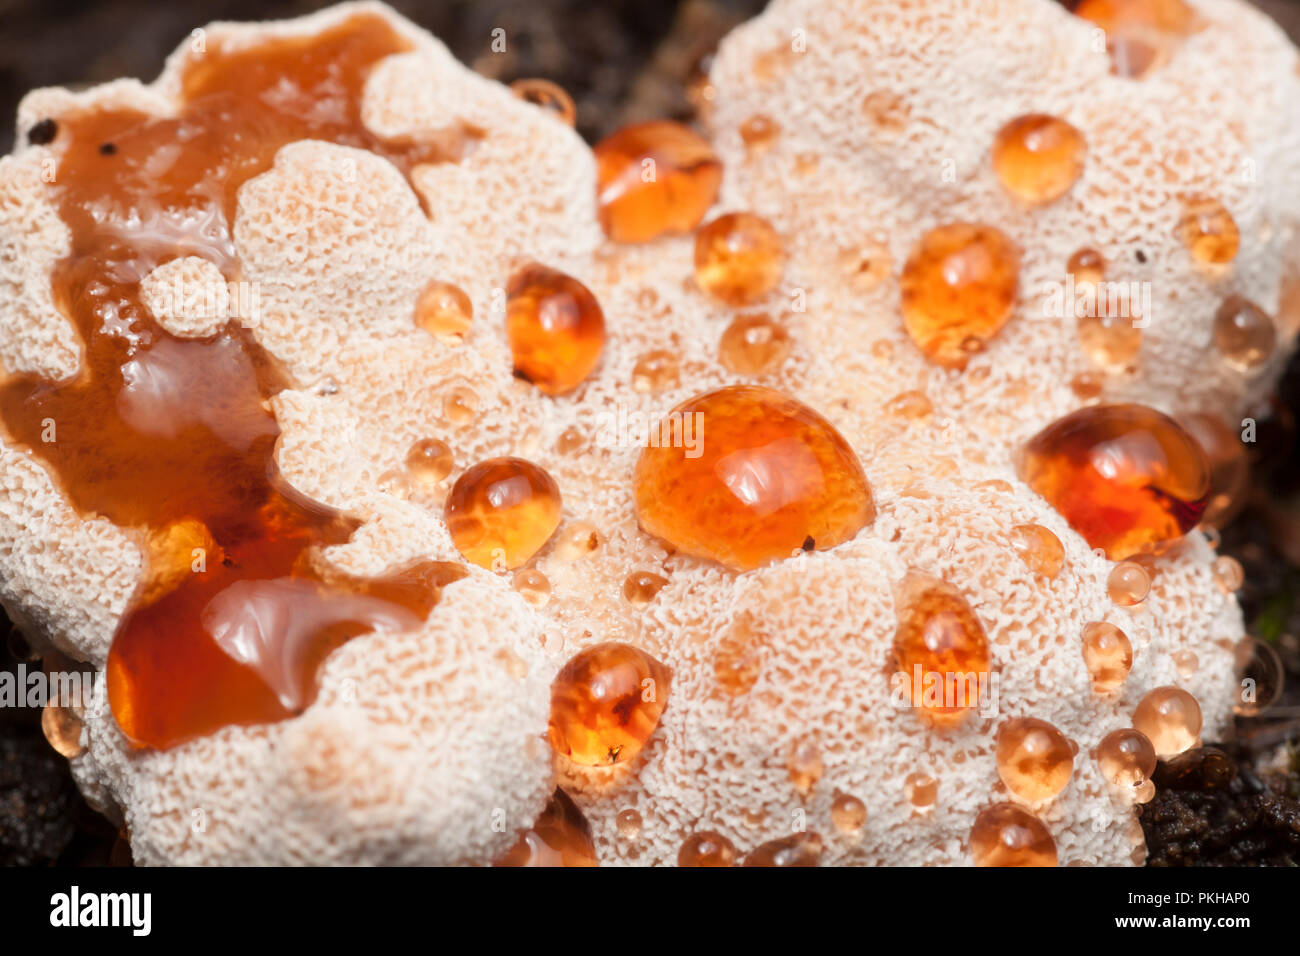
(548, 642, 671, 766)
(633, 385, 875, 571)
(444, 457, 562, 570)
(1017, 404, 1209, 560)
(593, 121, 722, 243)
(900, 223, 1020, 369)
(506, 264, 606, 395)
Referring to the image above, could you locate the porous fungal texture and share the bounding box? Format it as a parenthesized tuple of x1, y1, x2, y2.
(0, 0, 1295, 865)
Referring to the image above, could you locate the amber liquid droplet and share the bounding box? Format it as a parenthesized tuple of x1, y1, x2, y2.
(1096, 728, 1157, 788)
(555, 425, 586, 456)
(1211, 554, 1243, 593)
(739, 114, 780, 151)
(594, 811, 631, 846)
(552, 520, 601, 561)
(788, 739, 824, 796)
(593, 121, 722, 243)
(1075, 0, 1198, 77)
(1233, 636, 1284, 717)
(509, 78, 577, 127)
(1179, 198, 1240, 265)
(1078, 311, 1142, 371)
(1075, 0, 1198, 33)
(623, 570, 668, 606)
(900, 223, 1020, 369)
(1068, 248, 1106, 287)
(714, 611, 763, 696)
(632, 349, 681, 392)
(0, 15, 476, 750)
(414, 280, 473, 345)
(992, 114, 1085, 205)
(1132, 685, 1202, 757)
(495, 789, 597, 867)
(442, 384, 479, 424)
(548, 642, 671, 766)
(444, 457, 562, 570)
(1081, 621, 1133, 694)
(886, 390, 934, 421)
(634, 385, 875, 571)
(1172, 649, 1199, 677)
(685, 50, 718, 119)
(831, 793, 867, 835)
(970, 804, 1057, 867)
(42, 701, 86, 759)
(1107, 561, 1150, 606)
(718, 312, 792, 376)
(841, 238, 893, 291)
(1213, 295, 1276, 371)
(694, 212, 786, 306)
(1018, 404, 1209, 560)
(904, 771, 938, 808)
(1070, 371, 1105, 402)
(405, 438, 454, 485)
(891, 571, 991, 724)
(512, 568, 552, 607)
(1011, 524, 1065, 580)
(1178, 412, 1248, 529)
(678, 830, 738, 867)
(506, 264, 606, 395)
(995, 717, 1074, 801)
(743, 833, 823, 867)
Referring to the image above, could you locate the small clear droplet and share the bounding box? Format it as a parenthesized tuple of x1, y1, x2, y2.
(553, 521, 600, 561)
(513, 568, 552, 608)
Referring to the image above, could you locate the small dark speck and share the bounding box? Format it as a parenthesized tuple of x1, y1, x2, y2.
(99, 142, 117, 156)
(1135, 250, 1148, 264)
(802, 536, 815, 551)
(27, 119, 57, 145)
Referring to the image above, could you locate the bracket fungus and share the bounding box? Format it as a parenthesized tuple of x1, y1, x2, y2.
(0, 0, 1297, 866)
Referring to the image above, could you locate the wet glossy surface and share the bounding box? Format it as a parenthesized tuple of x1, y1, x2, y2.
(444, 457, 563, 570)
(0, 15, 469, 749)
(891, 571, 992, 725)
(900, 223, 1019, 369)
(548, 641, 671, 767)
(634, 385, 874, 570)
(506, 264, 606, 395)
(494, 789, 598, 867)
(593, 121, 721, 243)
(1018, 404, 1209, 560)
